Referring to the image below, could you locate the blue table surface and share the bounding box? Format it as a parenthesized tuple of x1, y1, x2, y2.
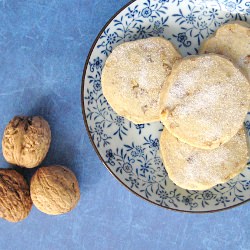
(0, 1, 249, 250)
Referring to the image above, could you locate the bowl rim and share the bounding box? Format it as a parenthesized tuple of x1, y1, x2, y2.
(81, 0, 250, 213)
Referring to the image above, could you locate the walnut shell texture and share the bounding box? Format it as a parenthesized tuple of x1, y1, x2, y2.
(30, 166, 80, 215)
(0, 169, 32, 222)
(2, 116, 51, 168)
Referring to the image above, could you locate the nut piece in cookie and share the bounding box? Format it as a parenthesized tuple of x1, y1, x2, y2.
(2, 116, 51, 168)
(30, 165, 80, 215)
(0, 169, 32, 222)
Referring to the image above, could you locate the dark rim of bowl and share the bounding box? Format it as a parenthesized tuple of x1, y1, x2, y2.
(81, 0, 250, 213)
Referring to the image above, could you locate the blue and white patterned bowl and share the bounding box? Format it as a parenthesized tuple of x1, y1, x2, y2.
(82, 0, 250, 212)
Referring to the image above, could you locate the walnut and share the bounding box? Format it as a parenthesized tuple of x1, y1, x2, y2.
(2, 116, 51, 168)
(30, 165, 80, 215)
(0, 169, 32, 222)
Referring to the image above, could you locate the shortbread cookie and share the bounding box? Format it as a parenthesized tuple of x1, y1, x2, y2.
(200, 21, 250, 80)
(160, 128, 249, 190)
(160, 54, 250, 149)
(102, 37, 182, 124)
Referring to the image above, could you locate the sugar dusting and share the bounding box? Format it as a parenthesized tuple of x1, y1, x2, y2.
(163, 54, 250, 147)
(106, 37, 182, 118)
(184, 145, 230, 181)
(161, 129, 249, 190)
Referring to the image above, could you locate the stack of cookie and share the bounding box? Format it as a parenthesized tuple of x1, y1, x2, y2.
(102, 21, 250, 190)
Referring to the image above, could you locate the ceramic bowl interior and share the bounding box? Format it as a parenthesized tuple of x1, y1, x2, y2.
(82, 0, 250, 212)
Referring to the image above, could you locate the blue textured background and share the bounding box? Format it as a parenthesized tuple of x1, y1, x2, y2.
(0, 1, 249, 249)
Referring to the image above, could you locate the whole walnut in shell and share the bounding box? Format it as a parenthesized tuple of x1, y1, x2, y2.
(0, 169, 32, 222)
(2, 116, 51, 168)
(30, 165, 80, 215)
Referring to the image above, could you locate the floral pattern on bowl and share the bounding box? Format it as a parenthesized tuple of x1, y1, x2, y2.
(82, 0, 250, 212)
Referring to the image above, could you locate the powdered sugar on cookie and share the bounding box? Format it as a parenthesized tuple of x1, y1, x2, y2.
(102, 37, 182, 124)
(160, 128, 249, 190)
(160, 54, 250, 149)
